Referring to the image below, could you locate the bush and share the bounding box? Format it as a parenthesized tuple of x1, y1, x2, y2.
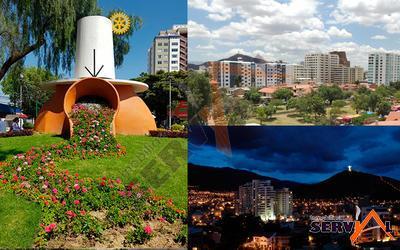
(149, 129, 187, 138)
(171, 123, 185, 132)
(23, 122, 34, 129)
(125, 224, 153, 245)
(0, 129, 33, 138)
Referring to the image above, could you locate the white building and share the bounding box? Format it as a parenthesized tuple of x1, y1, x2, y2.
(368, 53, 400, 85)
(238, 180, 276, 221)
(350, 66, 364, 83)
(148, 25, 187, 74)
(286, 64, 311, 84)
(305, 53, 339, 84)
(275, 188, 293, 218)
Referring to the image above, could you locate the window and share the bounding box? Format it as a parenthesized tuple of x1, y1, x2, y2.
(172, 54, 178, 58)
(164, 43, 168, 46)
(158, 55, 162, 58)
(171, 61, 178, 64)
(171, 42, 179, 46)
(164, 49, 168, 52)
(157, 43, 162, 46)
(157, 61, 162, 64)
(171, 48, 178, 52)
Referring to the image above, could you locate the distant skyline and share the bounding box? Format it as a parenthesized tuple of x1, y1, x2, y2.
(189, 126, 400, 183)
(189, 0, 400, 68)
(23, 0, 187, 79)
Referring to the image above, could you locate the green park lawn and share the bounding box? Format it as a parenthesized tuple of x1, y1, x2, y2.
(0, 133, 187, 248)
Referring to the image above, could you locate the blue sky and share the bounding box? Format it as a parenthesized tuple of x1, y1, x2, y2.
(189, 0, 400, 67)
(23, 0, 187, 79)
(189, 126, 400, 184)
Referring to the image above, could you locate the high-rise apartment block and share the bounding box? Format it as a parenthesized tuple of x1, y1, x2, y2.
(207, 60, 286, 88)
(238, 180, 292, 221)
(148, 25, 187, 74)
(285, 64, 312, 84)
(368, 53, 400, 85)
(275, 188, 293, 217)
(305, 53, 339, 84)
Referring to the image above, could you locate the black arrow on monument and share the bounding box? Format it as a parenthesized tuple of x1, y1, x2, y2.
(85, 49, 104, 77)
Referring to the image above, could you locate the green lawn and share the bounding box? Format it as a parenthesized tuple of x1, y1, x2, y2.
(0, 133, 187, 248)
(0, 191, 42, 248)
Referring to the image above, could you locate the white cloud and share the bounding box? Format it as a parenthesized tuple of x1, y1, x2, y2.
(188, 20, 213, 38)
(331, 0, 400, 33)
(195, 44, 216, 50)
(327, 26, 352, 38)
(371, 35, 387, 40)
(189, 0, 234, 21)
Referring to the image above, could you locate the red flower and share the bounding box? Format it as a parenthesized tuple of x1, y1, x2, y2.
(74, 183, 80, 191)
(82, 187, 88, 193)
(45, 223, 56, 233)
(12, 174, 18, 182)
(80, 210, 86, 216)
(116, 178, 121, 184)
(74, 200, 80, 205)
(64, 187, 70, 193)
(144, 225, 153, 235)
(52, 188, 58, 194)
(2, 179, 7, 184)
(100, 181, 105, 187)
(61, 200, 66, 206)
(0, 174, 3, 179)
(66, 210, 77, 218)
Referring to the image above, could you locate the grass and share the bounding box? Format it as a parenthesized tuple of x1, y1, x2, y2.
(0, 133, 187, 248)
(0, 134, 63, 161)
(0, 191, 42, 248)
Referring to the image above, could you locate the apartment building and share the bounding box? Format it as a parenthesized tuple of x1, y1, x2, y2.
(238, 180, 276, 221)
(147, 24, 187, 74)
(368, 53, 400, 85)
(350, 66, 364, 83)
(332, 65, 351, 84)
(275, 188, 293, 218)
(265, 63, 286, 86)
(305, 53, 339, 84)
(285, 64, 312, 84)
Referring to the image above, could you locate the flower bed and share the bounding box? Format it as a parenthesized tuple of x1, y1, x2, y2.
(0, 104, 186, 247)
(149, 129, 188, 138)
(0, 129, 34, 138)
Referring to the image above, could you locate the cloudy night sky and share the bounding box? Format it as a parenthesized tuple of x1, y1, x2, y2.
(189, 126, 400, 183)
(189, 0, 400, 68)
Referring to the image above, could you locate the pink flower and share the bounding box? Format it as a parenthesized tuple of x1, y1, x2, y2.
(52, 188, 58, 194)
(45, 223, 56, 233)
(74, 200, 80, 205)
(74, 183, 80, 191)
(158, 217, 166, 223)
(116, 178, 121, 184)
(80, 210, 86, 216)
(0, 174, 3, 179)
(144, 225, 152, 235)
(82, 187, 88, 193)
(64, 187, 70, 193)
(61, 200, 66, 206)
(66, 210, 77, 218)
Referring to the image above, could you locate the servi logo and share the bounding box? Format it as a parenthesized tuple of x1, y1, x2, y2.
(309, 206, 396, 244)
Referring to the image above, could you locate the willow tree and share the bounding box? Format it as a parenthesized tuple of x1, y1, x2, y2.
(0, 0, 141, 81)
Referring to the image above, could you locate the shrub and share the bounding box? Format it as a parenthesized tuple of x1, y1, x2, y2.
(0, 129, 33, 138)
(125, 224, 153, 245)
(149, 129, 187, 138)
(23, 122, 34, 129)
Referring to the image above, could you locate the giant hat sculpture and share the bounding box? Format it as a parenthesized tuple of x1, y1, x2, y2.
(35, 16, 156, 136)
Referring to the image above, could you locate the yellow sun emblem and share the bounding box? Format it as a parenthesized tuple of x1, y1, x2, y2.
(110, 12, 131, 35)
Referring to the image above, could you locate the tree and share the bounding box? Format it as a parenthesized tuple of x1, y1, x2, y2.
(376, 101, 391, 116)
(0, 1, 142, 81)
(185, 71, 211, 125)
(135, 71, 188, 126)
(224, 98, 251, 124)
(351, 94, 369, 114)
(265, 104, 277, 119)
(317, 85, 343, 105)
(272, 88, 293, 102)
(375, 85, 392, 98)
(243, 87, 261, 104)
(256, 106, 267, 125)
(1, 66, 56, 116)
(332, 100, 346, 109)
(294, 93, 326, 120)
(367, 92, 381, 112)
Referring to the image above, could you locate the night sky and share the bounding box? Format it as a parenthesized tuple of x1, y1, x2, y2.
(189, 126, 400, 184)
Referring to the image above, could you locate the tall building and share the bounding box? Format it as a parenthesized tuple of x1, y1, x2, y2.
(350, 66, 364, 83)
(332, 65, 351, 84)
(238, 180, 276, 221)
(275, 188, 293, 218)
(147, 25, 187, 74)
(207, 60, 286, 88)
(368, 53, 400, 85)
(305, 53, 339, 84)
(265, 63, 286, 86)
(330, 51, 350, 67)
(286, 64, 311, 84)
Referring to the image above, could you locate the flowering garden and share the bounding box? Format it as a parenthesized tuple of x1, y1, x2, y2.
(0, 104, 187, 248)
